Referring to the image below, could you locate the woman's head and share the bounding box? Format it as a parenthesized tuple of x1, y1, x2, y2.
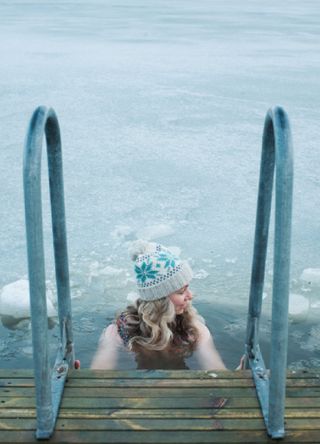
(129, 239, 193, 302)
(118, 241, 198, 352)
(121, 294, 199, 352)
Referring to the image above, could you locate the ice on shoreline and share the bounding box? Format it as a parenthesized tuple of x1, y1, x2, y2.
(137, 224, 174, 241)
(289, 293, 310, 323)
(300, 268, 320, 285)
(88, 262, 132, 292)
(0, 279, 57, 320)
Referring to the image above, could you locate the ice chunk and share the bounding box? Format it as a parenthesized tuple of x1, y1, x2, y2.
(137, 224, 174, 241)
(111, 225, 135, 242)
(300, 268, 320, 285)
(225, 257, 238, 264)
(289, 293, 310, 322)
(193, 269, 209, 279)
(88, 262, 130, 290)
(100, 266, 124, 277)
(0, 279, 56, 319)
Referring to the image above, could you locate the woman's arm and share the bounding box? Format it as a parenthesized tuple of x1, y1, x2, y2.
(90, 324, 122, 370)
(193, 320, 227, 370)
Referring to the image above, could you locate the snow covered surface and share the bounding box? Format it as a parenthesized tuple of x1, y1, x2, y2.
(301, 268, 320, 285)
(289, 293, 310, 322)
(0, 0, 319, 368)
(0, 279, 56, 324)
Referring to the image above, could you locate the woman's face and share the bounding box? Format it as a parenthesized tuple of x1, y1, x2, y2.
(169, 284, 193, 314)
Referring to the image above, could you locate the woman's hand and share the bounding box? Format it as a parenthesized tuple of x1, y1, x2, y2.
(235, 354, 246, 371)
(90, 324, 122, 370)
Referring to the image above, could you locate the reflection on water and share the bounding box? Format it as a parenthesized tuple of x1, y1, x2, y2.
(117, 347, 190, 370)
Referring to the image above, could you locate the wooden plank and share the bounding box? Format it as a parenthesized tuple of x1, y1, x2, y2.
(0, 417, 264, 431)
(0, 368, 319, 379)
(64, 378, 320, 388)
(3, 417, 320, 432)
(0, 387, 258, 398)
(55, 418, 319, 431)
(0, 369, 254, 379)
(1, 429, 320, 443)
(0, 370, 35, 378)
(63, 386, 319, 398)
(1, 377, 320, 389)
(1, 407, 320, 419)
(64, 379, 255, 388)
(0, 379, 34, 388)
(68, 369, 320, 380)
(0, 378, 255, 388)
(1, 396, 320, 409)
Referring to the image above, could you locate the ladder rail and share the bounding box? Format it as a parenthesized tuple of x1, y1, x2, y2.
(245, 106, 293, 438)
(23, 106, 74, 439)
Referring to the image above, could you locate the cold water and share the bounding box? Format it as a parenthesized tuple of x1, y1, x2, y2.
(0, 0, 320, 369)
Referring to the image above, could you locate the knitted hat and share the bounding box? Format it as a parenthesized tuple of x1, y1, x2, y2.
(129, 240, 193, 301)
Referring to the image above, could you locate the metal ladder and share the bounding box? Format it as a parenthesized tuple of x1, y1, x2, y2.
(23, 105, 293, 439)
(245, 106, 293, 438)
(23, 106, 74, 439)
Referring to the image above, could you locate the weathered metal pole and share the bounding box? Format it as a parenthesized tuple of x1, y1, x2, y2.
(268, 107, 293, 436)
(23, 106, 74, 439)
(245, 106, 293, 439)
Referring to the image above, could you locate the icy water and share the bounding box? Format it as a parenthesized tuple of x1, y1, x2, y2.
(0, 0, 320, 370)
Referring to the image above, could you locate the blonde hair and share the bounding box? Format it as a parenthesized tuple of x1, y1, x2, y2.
(116, 297, 202, 354)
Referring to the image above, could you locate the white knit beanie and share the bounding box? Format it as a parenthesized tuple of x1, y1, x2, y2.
(129, 240, 193, 301)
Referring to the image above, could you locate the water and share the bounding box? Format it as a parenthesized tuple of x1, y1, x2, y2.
(0, 0, 320, 370)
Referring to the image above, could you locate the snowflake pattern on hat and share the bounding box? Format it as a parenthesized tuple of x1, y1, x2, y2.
(130, 241, 193, 301)
(135, 261, 159, 283)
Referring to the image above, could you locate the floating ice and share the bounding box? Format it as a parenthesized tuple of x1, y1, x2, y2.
(0, 279, 56, 319)
(111, 225, 135, 242)
(136, 224, 174, 241)
(88, 262, 131, 291)
(225, 257, 238, 264)
(289, 293, 310, 323)
(300, 268, 320, 285)
(202, 258, 213, 264)
(22, 346, 33, 356)
(302, 325, 320, 352)
(193, 269, 209, 280)
(100, 266, 124, 277)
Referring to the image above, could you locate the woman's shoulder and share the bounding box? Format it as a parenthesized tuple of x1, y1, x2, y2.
(193, 318, 213, 341)
(99, 323, 123, 347)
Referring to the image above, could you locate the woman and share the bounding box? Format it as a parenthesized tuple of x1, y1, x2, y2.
(91, 240, 227, 370)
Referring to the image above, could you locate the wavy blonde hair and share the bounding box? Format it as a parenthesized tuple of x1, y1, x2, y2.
(116, 297, 202, 354)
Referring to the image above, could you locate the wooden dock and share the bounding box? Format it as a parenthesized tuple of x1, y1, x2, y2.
(0, 368, 320, 443)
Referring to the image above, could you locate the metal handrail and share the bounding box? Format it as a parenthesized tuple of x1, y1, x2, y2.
(245, 106, 293, 438)
(23, 106, 74, 439)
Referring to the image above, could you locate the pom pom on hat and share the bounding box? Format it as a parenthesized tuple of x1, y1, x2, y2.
(128, 239, 156, 261)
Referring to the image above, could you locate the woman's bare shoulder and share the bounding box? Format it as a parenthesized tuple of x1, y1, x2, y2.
(193, 318, 212, 340)
(99, 323, 122, 346)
